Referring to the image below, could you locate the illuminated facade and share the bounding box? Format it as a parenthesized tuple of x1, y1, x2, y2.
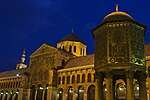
(0, 6, 150, 100)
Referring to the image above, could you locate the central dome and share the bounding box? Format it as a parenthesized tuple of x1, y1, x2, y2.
(60, 33, 84, 44)
(102, 11, 134, 23)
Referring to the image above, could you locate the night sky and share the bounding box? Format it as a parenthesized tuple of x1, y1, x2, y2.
(0, 0, 150, 72)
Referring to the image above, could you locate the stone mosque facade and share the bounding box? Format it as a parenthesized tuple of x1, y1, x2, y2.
(0, 6, 150, 100)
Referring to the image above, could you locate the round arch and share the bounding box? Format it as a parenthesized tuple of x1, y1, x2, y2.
(36, 84, 43, 100)
(67, 86, 74, 100)
(77, 86, 84, 100)
(44, 84, 49, 100)
(58, 88, 63, 100)
(87, 85, 95, 100)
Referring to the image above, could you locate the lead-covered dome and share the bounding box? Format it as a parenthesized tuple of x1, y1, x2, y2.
(102, 11, 134, 23)
(60, 33, 84, 44)
(102, 5, 134, 23)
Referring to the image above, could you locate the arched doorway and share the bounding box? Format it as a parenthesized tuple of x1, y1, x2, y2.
(14, 90, 19, 100)
(37, 84, 43, 100)
(4, 91, 8, 100)
(58, 88, 63, 100)
(0, 91, 3, 100)
(77, 86, 84, 100)
(44, 84, 49, 100)
(67, 86, 74, 100)
(87, 85, 95, 100)
(30, 85, 36, 100)
(9, 90, 13, 100)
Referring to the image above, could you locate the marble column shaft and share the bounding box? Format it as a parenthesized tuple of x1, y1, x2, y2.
(138, 72, 147, 100)
(95, 72, 104, 100)
(126, 71, 134, 100)
(106, 72, 114, 100)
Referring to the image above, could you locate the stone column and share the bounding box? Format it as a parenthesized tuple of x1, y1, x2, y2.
(106, 72, 115, 100)
(12, 94, 15, 100)
(126, 71, 134, 100)
(95, 72, 104, 100)
(63, 89, 67, 100)
(42, 89, 45, 100)
(138, 72, 147, 100)
(47, 86, 52, 100)
(84, 90, 87, 100)
(18, 88, 23, 100)
(34, 90, 37, 100)
(26, 89, 31, 100)
(73, 91, 76, 100)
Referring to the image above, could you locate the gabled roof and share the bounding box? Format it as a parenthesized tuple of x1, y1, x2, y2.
(30, 43, 58, 58)
(0, 68, 28, 78)
(64, 54, 94, 68)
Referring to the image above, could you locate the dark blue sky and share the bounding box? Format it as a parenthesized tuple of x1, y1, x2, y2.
(0, 0, 150, 71)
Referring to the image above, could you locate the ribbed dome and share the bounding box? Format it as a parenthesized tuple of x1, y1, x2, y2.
(102, 11, 134, 23)
(60, 33, 84, 44)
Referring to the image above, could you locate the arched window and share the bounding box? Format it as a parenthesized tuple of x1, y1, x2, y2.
(80, 48, 82, 55)
(58, 77, 61, 84)
(82, 74, 85, 83)
(62, 59, 65, 66)
(62, 76, 65, 84)
(69, 45, 72, 52)
(13, 82, 16, 88)
(72, 75, 75, 84)
(77, 75, 80, 83)
(148, 66, 150, 77)
(67, 76, 70, 84)
(74, 46, 76, 52)
(88, 73, 91, 82)
(62, 46, 64, 50)
(87, 85, 95, 100)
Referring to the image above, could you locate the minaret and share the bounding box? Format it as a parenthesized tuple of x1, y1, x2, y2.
(16, 48, 27, 70)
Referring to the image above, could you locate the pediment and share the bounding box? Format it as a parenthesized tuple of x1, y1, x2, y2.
(30, 44, 58, 57)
